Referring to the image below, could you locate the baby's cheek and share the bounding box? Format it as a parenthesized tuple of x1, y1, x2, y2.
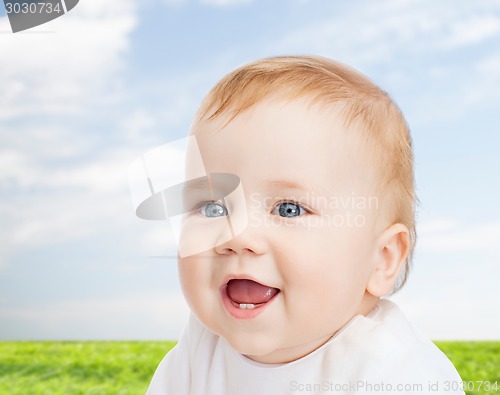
(178, 258, 205, 299)
(178, 259, 217, 326)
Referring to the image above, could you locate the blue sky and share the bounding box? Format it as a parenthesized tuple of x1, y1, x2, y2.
(0, 0, 499, 340)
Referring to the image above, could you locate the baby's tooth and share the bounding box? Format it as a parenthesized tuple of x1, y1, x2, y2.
(238, 303, 256, 309)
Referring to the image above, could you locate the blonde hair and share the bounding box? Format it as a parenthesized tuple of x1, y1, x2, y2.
(197, 55, 417, 292)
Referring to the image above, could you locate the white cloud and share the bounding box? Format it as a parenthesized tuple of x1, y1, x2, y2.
(137, 222, 179, 257)
(417, 218, 459, 233)
(162, 0, 187, 6)
(0, 291, 190, 340)
(392, 287, 500, 340)
(0, 140, 188, 265)
(458, 51, 500, 106)
(0, 147, 133, 261)
(396, 215, 500, 339)
(478, 53, 500, 73)
(437, 14, 500, 49)
(0, 150, 29, 183)
(272, 0, 500, 68)
(0, 146, 139, 192)
(200, 0, 253, 6)
(418, 220, 500, 252)
(121, 109, 157, 143)
(0, 0, 137, 120)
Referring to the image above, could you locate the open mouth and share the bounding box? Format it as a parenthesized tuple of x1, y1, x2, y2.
(220, 278, 280, 318)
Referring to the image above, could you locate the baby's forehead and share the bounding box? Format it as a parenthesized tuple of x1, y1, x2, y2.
(195, 97, 374, 158)
(190, 98, 382, 195)
(193, 95, 358, 142)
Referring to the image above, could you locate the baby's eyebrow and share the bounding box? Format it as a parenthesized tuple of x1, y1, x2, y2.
(182, 177, 211, 193)
(181, 173, 240, 198)
(182, 177, 328, 196)
(263, 179, 327, 195)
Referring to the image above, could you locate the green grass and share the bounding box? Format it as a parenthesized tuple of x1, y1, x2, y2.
(435, 342, 500, 395)
(0, 341, 498, 394)
(0, 341, 176, 395)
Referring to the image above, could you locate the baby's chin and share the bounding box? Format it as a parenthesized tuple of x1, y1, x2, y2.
(217, 327, 273, 355)
(225, 331, 335, 365)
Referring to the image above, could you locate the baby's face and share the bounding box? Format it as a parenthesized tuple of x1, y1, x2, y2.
(178, 97, 385, 364)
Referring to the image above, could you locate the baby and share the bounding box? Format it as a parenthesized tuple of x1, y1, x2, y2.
(142, 55, 464, 394)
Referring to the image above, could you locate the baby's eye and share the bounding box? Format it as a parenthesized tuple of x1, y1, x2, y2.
(198, 201, 228, 218)
(272, 201, 307, 218)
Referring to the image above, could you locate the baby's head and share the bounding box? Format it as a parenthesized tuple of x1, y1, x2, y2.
(179, 55, 416, 364)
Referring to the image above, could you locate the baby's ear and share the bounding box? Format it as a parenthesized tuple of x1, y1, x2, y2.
(367, 223, 410, 297)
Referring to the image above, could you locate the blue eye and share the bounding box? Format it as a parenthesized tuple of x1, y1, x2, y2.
(272, 201, 306, 218)
(199, 202, 228, 217)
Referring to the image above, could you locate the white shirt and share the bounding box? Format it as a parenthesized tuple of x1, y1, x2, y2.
(146, 299, 465, 394)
